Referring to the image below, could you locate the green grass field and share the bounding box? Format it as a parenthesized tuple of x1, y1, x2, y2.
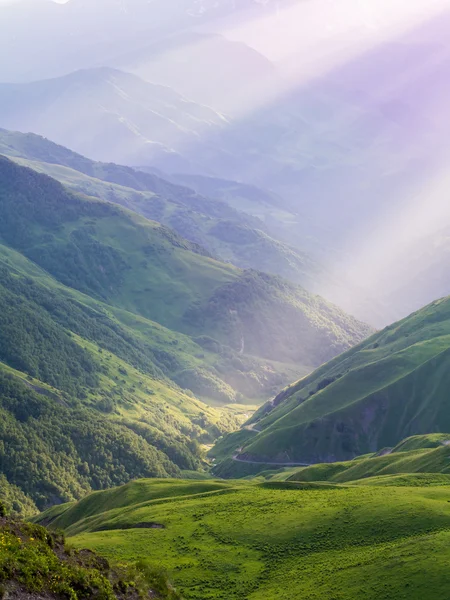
(286, 434, 450, 485)
(36, 473, 450, 600)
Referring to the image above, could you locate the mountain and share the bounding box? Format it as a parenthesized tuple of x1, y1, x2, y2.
(2, 5, 450, 327)
(0, 128, 329, 297)
(35, 473, 450, 600)
(215, 294, 450, 469)
(0, 71, 395, 324)
(168, 170, 308, 251)
(0, 156, 369, 365)
(0, 67, 313, 195)
(111, 31, 278, 115)
(170, 172, 284, 213)
(0, 67, 327, 194)
(0, 68, 230, 173)
(0, 0, 287, 82)
(0, 156, 369, 510)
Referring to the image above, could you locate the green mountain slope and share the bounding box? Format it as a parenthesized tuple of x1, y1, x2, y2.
(0, 228, 254, 511)
(219, 295, 450, 467)
(0, 128, 328, 298)
(0, 247, 227, 511)
(35, 476, 450, 600)
(0, 156, 369, 510)
(288, 434, 450, 486)
(0, 155, 369, 367)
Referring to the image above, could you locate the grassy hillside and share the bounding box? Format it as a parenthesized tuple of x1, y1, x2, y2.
(288, 434, 450, 485)
(0, 155, 369, 511)
(35, 476, 450, 600)
(217, 295, 450, 468)
(0, 128, 328, 298)
(0, 506, 180, 599)
(0, 155, 369, 368)
(0, 251, 226, 511)
(0, 226, 274, 511)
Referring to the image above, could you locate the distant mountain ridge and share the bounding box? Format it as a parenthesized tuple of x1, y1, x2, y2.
(111, 31, 278, 114)
(0, 68, 229, 172)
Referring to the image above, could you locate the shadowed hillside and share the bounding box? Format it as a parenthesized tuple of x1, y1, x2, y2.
(287, 434, 450, 485)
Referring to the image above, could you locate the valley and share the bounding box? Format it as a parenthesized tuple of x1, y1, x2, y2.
(1, 1, 450, 599)
(0, 154, 368, 512)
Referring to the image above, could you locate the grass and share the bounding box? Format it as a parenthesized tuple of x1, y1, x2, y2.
(0, 509, 180, 599)
(287, 434, 450, 485)
(222, 295, 450, 469)
(0, 235, 291, 426)
(349, 473, 450, 486)
(36, 477, 450, 600)
(9, 156, 323, 296)
(0, 240, 232, 427)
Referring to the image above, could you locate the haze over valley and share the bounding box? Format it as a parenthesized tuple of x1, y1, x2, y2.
(2, 2, 450, 599)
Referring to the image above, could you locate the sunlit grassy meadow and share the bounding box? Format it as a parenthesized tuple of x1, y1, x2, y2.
(36, 475, 450, 600)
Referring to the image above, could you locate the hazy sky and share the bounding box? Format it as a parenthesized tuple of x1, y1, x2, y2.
(2, 0, 450, 323)
(0, 0, 68, 3)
